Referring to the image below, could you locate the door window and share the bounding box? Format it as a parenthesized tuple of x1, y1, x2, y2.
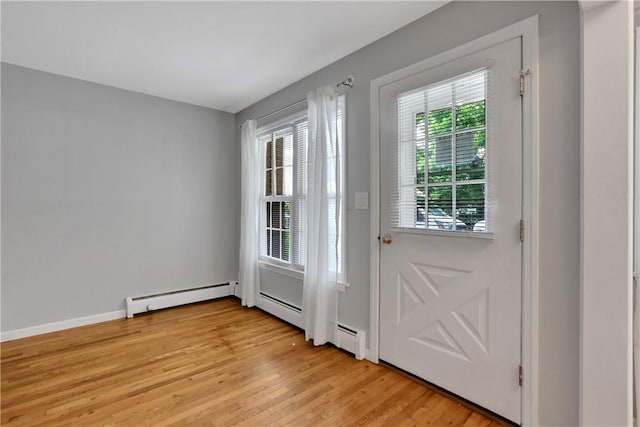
(394, 70, 487, 233)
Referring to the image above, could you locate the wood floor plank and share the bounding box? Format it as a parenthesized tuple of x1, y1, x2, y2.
(1, 298, 503, 426)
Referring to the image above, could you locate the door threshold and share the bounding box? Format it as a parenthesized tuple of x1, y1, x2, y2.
(380, 360, 518, 427)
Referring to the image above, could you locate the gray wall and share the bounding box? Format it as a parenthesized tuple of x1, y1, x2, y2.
(2, 63, 238, 331)
(235, 2, 580, 425)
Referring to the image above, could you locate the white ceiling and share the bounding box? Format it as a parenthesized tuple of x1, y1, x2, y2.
(1, 1, 447, 113)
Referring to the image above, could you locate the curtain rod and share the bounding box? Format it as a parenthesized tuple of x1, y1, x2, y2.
(254, 99, 307, 123)
(241, 75, 354, 127)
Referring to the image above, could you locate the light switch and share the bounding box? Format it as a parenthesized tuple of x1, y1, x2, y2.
(355, 192, 369, 210)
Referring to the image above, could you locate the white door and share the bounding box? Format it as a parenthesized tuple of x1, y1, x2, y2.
(379, 37, 522, 423)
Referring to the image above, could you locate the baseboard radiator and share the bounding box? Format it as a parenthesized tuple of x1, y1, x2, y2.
(258, 292, 366, 360)
(126, 282, 235, 318)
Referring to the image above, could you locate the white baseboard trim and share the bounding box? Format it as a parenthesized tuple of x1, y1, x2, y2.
(1, 310, 127, 342)
(365, 348, 374, 363)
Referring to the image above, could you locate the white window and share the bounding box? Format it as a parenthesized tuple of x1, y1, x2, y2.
(259, 97, 346, 280)
(259, 121, 305, 268)
(394, 70, 487, 233)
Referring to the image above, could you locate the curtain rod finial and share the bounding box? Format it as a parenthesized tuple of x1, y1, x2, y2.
(338, 75, 354, 88)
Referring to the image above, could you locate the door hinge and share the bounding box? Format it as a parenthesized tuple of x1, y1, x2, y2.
(519, 69, 531, 96)
(519, 219, 525, 242)
(519, 364, 524, 387)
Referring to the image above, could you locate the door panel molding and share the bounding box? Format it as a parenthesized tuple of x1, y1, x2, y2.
(369, 15, 539, 426)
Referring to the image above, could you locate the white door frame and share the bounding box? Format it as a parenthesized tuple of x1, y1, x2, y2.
(368, 16, 539, 426)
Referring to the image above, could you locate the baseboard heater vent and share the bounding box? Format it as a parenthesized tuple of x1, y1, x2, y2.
(126, 282, 233, 318)
(259, 292, 303, 329)
(336, 323, 366, 360)
(258, 291, 365, 360)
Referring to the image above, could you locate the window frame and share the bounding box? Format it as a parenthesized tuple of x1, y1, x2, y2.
(257, 97, 347, 284)
(259, 117, 306, 271)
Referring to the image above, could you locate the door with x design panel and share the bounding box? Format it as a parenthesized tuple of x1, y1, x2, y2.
(378, 37, 522, 423)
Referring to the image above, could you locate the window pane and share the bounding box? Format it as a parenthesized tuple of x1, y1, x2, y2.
(276, 168, 283, 195)
(456, 183, 485, 231)
(266, 229, 272, 257)
(428, 185, 453, 230)
(266, 140, 273, 168)
(428, 135, 452, 183)
(416, 112, 426, 140)
(275, 137, 283, 168)
(283, 201, 290, 230)
(298, 199, 306, 265)
(283, 166, 293, 196)
(427, 108, 452, 136)
(416, 140, 425, 185)
(284, 134, 293, 166)
(282, 231, 290, 262)
(456, 100, 485, 130)
(416, 186, 426, 228)
(272, 230, 281, 259)
(272, 202, 281, 229)
(456, 130, 485, 181)
(396, 71, 487, 233)
(265, 169, 272, 196)
(266, 202, 271, 228)
(296, 123, 308, 197)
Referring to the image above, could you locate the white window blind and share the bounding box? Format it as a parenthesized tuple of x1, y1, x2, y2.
(394, 70, 488, 232)
(292, 119, 308, 267)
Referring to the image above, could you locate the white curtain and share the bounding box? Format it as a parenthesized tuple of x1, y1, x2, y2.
(239, 120, 261, 307)
(635, 276, 639, 425)
(634, 26, 640, 427)
(303, 86, 341, 345)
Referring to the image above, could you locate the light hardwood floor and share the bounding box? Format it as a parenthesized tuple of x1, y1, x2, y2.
(1, 298, 508, 426)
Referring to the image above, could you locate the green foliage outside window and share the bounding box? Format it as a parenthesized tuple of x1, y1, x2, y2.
(456, 101, 485, 130)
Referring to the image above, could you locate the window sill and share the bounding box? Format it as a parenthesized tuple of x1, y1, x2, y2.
(391, 227, 495, 240)
(258, 261, 349, 293)
(259, 261, 304, 280)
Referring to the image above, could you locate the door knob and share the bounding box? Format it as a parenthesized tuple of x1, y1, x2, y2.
(381, 234, 393, 244)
